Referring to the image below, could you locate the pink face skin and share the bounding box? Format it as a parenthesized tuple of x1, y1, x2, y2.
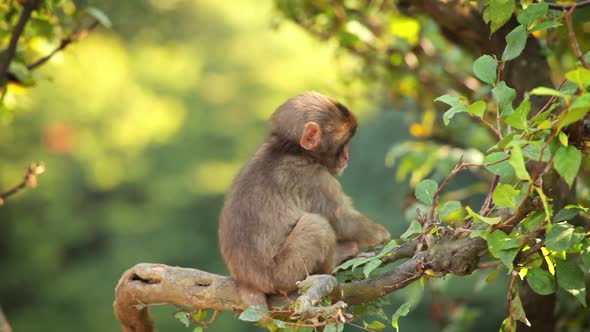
(335, 143, 349, 175)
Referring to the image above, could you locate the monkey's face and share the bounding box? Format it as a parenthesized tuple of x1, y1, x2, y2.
(332, 139, 350, 175)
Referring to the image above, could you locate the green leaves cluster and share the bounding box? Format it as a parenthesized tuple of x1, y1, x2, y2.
(0, 0, 110, 113)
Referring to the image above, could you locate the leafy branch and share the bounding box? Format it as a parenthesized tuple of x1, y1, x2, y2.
(0, 0, 41, 85)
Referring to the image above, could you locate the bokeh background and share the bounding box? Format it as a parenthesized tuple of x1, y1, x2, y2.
(0, 0, 535, 331)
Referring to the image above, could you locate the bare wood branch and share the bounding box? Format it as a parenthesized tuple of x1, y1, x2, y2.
(537, 0, 590, 10)
(564, 6, 589, 69)
(27, 20, 100, 71)
(0, 306, 12, 332)
(0, 163, 46, 206)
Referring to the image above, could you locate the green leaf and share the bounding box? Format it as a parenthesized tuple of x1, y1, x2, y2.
(364, 320, 386, 331)
(556, 259, 587, 306)
(493, 183, 520, 208)
(391, 302, 412, 332)
(554, 205, 585, 222)
(483, 0, 516, 33)
(174, 312, 190, 327)
(518, 2, 548, 27)
(509, 144, 530, 180)
(499, 317, 515, 332)
(193, 327, 203, 332)
(509, 290, 531, 326)
(238, 306, 265, 322)
(522, 143, 551, 162)
(415, 179, 438, 205)
(363, 259, 382, 278)
(466, 206, 502, 225)
(495, 132, 518, 150)
(473, 55, 497, 85)
(443, 104, 469, 125)
(273, 320, 287, 329)
(486, 230, 522, 251)
(560, 93, 590, 129)
(484, 152, 514, 177)
(530, 86, 569, 99)
(468, 100, 487, 117)
(324, 323, 337, 332)
(438, 200, 462, 220)
(492, 81, 517, 115)
(502, 25, 527, 62)
(485, 230, 521, 269)
(529, 20, 562, 33)
(559, 131, 569, 146)
(400, 219, 423, 239)
(565, 67, 590, 88)
(554, 145, 582, 188)
(523, 211, 546, 232)
(193, 309, 208, 322)
(505, 99, 530, 129)
(85, 7, 112, 28)
(545, 222, 585, 251)
(434, 94, 461, 106)
(526, 267, 556, 295)
(8, 62, 35, 85)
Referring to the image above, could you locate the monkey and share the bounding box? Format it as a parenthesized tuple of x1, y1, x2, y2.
(218, 91, 391, 307)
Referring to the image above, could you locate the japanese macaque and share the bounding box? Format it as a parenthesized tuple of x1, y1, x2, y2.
(218, 92, 391, 307)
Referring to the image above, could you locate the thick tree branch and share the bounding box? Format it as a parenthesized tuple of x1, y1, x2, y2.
(113, 235, 488, 332)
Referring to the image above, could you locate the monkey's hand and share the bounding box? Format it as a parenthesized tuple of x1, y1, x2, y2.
(375, 224, 391, 243)
(359, 223, 391, 248)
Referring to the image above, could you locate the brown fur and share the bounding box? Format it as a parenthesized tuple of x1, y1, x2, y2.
(218, 92, 390, 307)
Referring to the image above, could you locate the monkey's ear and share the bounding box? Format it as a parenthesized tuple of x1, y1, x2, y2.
(300, 122, 322, 150)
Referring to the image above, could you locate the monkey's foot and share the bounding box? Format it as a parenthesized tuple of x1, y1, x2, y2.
(291, 275, 350, 321)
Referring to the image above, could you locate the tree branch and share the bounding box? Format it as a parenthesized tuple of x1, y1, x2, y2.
(113, 234, 488, 332)
(0, 0, 40, 85)
(0, 306, 12, 332)
(27, 20, 100, 70)
(541, 0, 590, 10)
(0, 163, 45, 205)
(564, 6, 589, 69)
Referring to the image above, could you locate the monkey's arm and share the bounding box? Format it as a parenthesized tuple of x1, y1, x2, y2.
(333, 207, 390, 247)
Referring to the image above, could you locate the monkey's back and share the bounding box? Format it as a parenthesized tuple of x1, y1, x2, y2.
(218, 144, 323, 292)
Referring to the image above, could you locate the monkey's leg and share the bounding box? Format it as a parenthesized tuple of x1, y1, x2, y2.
(237, 284, 268, 308)
(335, 241, 359, 265)
(271, 213, 337, 292)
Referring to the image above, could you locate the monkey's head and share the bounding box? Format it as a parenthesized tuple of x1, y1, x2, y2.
(270, 92, 358, 175)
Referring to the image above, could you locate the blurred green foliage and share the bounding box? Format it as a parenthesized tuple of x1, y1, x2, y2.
(2, 0, 589, 331)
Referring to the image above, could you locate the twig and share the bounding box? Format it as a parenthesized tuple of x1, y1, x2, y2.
(0, 162, 46, 205)
(530, 78, 567, 119)
(518, 239, 546, 261)
(564, 6, 589, 69)
(538, 0, 590, 10)
(0, 0, 41, 84)
(479, 175, 500, 215)
(27, 20, 100, 70)
(477, 260, 501, 269)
